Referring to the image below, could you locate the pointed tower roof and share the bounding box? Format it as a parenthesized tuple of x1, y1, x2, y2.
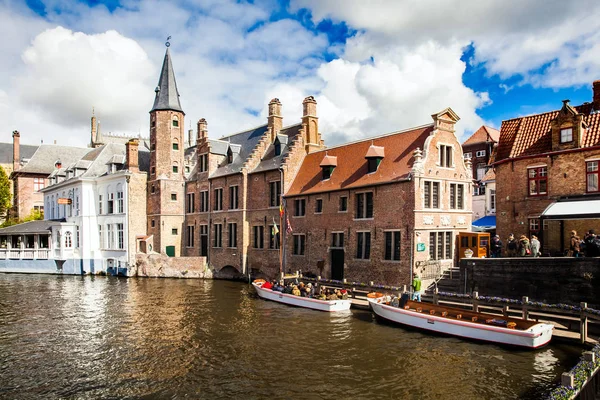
(151, 48, 184, 114)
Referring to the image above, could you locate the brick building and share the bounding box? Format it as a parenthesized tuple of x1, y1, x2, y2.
(494, 80, 600, 255)
(183, 96, 323, 277)
(284, 109, 472, 286)
(462, 126, 499, 221)
(10, 132, 90, 220)
(146, 48, 186, 257)
(0, 133, 38, 220)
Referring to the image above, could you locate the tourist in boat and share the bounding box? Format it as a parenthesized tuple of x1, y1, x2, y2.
(292, 285, 301, 296)
(306, 283, 315, 297)
(411, 273, 422, 302)
(272, 282, 284, 292)
(262, 281, 273, 290)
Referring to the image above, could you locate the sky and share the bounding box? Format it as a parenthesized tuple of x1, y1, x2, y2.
(1, 0, 599, 149)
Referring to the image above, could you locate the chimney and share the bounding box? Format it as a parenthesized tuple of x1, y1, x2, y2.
(125, 138, 139, 173)
(12, 130, 20, 172)
(197, 118, 208, 144)
(91, 113, 97, 147)
(302, 96, 320, 152)
(268, 98, 282, 142)
(593, 80, 600, 110)
(55, 160, 62, 169)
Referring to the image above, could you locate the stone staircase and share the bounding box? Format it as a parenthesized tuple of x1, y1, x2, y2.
(426, 265, 462, 294)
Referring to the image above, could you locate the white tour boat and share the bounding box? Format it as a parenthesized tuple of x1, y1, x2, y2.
(368, 295, 553, 348)
(252, 280, 352, 312)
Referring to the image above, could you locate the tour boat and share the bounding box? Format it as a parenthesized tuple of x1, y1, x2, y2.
(368, 295, 553, 348)
(252, 281, 352, 312)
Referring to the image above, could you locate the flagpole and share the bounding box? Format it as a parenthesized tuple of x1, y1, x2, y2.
(279, 168, 284, 282)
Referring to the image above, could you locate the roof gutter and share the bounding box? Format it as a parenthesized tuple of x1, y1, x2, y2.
(492, 144, 600, 167)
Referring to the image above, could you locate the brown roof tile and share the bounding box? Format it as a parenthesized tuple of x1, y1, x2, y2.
(286, 125, 434, 196)
(496, 103, 600, 163)
(463, 125, 500, 146)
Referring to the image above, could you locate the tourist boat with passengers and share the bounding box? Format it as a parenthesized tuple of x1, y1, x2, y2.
(368, 294, 553, 348)
(252, 280, 352, 312)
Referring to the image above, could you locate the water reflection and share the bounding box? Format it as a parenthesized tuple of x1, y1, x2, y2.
(0, 275, 582, 399)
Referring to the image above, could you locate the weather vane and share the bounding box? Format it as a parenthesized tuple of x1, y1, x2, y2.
(165, 36, 171, 47)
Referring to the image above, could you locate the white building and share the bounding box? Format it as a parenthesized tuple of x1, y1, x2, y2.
(0, 140, 148, 275)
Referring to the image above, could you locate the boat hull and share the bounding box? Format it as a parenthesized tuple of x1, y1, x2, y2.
(252, 282, 351, 312)
(368, 297, 553, 349)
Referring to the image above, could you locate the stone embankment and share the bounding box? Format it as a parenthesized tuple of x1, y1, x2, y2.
(133, 253, 212, 279)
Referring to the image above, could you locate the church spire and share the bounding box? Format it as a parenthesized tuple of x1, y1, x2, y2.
(151, 47, 184, 114)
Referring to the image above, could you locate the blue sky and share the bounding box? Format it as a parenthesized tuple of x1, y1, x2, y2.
(1, 0, 599, 147)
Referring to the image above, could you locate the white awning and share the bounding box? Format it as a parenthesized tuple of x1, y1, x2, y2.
(541, 199, 600, 220)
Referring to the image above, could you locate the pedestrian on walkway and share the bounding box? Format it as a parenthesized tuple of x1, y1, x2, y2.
(490, 235, 502, 257)
(570, 230, 581, 257)
(506, 233, 518, 257)
(530, 235, 541, 257)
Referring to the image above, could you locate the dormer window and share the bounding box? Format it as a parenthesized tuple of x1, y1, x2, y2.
(365, 144, 384, 173)
(320, 154, 337, 180)
(274, 138, 281, 156)
(560, 128, 573, 143)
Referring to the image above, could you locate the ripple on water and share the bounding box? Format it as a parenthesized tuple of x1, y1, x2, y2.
(0, 275, 583, 399)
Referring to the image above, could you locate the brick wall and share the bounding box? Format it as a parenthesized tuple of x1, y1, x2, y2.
(496, 148, 600, 254)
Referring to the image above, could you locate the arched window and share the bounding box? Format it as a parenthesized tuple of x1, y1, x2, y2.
(172, 116, 179, 127)
(64, 231, 72, 248)
(172, 138, 179, 151)
(172, 162, 179, 174)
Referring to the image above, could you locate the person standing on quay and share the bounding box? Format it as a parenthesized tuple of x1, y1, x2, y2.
(412, 273, 422, 302)
(530, 235, 541, 257)
(518, 235, 531, 256)
(570, 230, 581, 257)
(506, 233, 518, 257)
(490, 235, 503, 258)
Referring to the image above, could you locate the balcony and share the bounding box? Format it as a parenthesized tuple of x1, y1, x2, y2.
(0, 248, 52, 260)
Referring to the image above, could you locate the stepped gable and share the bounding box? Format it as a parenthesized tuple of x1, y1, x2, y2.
(495, 103, 600, 163)
(210, 124, 268, 178)
(252, 123, 302, 174)
(462, 125, 499, 146)
(286, 124, 433, 196)
(14, 144, 91, 175)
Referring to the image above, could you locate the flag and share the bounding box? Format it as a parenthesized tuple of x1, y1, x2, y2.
(286, 215, 293, 235)
(279, 202, 284, 217)
(272, 217, 279, 235)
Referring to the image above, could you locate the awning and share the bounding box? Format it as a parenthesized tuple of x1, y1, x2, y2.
(472, 215, 496, 228)
(541, 199, 600, 220)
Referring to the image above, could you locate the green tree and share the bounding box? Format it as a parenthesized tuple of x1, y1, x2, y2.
(0, 166, 11, 219)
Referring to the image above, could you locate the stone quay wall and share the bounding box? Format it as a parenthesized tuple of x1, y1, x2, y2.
(133, 253, 211, 279)
(459, 257, 600, 308)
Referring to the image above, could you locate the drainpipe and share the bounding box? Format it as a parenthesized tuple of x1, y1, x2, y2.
(279, 167, 285, 275)
(207, 180, 211, 268)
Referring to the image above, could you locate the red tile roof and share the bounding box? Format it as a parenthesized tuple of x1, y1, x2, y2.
(319, 154, 338, 167)
(462, 126, 500, 146)
(286, 125, 434, 196)
(496, 103, 600, 163)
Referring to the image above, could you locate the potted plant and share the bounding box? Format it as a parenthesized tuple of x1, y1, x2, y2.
(464, 248, 474, 258)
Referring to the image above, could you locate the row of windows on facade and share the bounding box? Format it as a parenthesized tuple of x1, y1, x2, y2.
(527, 161, 600, 196)
(183, 223, 453, 262)
(181, 181, 466, 215)
(54, 224, 125, 250)
(98, 192, 125, 215)
(463, 150, 487, 159)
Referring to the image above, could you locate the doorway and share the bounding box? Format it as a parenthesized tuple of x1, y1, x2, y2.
(331, 249, 344, 281)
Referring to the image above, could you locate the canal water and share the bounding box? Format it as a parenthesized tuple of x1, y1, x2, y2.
(0, 275, 582, 399)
